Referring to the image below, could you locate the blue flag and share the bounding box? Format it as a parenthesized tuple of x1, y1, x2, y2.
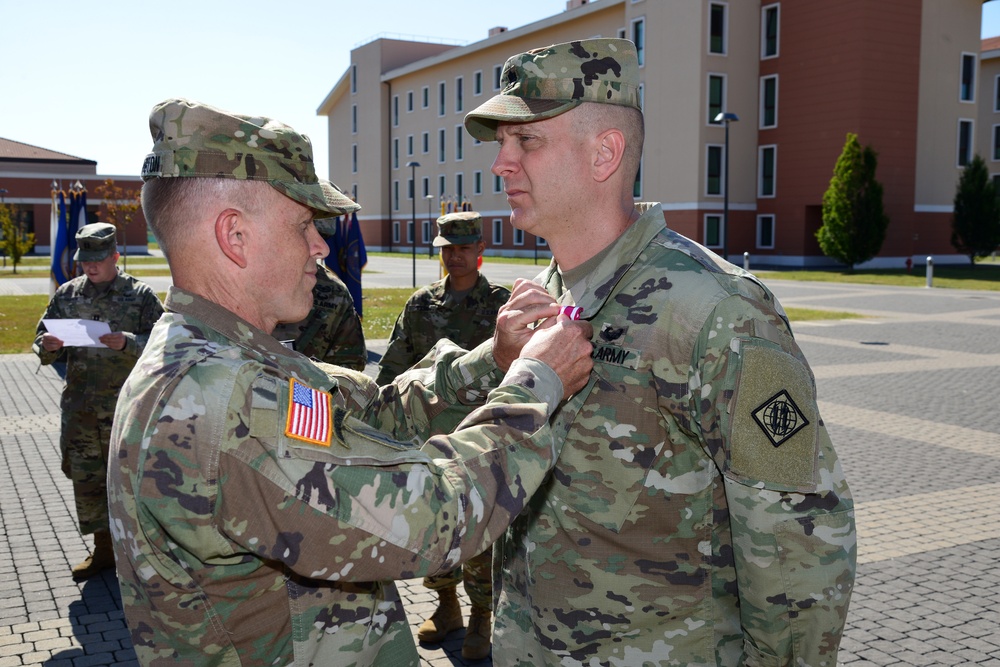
(51, 191, 72, 287)
(324, 211, 367, 318)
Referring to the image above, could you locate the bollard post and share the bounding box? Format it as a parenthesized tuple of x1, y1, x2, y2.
(925, 256, 933, 288)
(743, 252, 750, 271)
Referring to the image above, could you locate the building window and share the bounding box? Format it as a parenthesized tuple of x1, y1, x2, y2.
(993, 174, 1000, 192)
(958, 119, 973, 167)
(456, 76, 464, 112)
(393, 138, 399, 169)
(422, 220, 432, 244)
(708, 74, 725, 124)
(760, 75, 778, 128)
(438, 174, 446, 196)
(514, 227, 525, 246)
(474, 170, 483, 195)
(960, 53, 976, 102)
(408, 219, 414, 243)
(352, 144, 357, 173)
(438, 128, 446, 163)
(632, 18, 645, 67)
(351, 105, 357, 134)
(494, 174, 503, 193)
(393, 180, 400, 211)
(493, 219, 503, 245)
(474, 70, 483, 96)
(393, 220, 400, 244)
(422, 131, 429, 154)
(709, 3, 727, 55)
(759, 145, 776, 197)
(757, 214, 775, 249)
(455, 125, 464, 161)
(438, 81, 446, 116)
(351, 64, 357, 93)
(456, 173, 464, 199)
(633, 159, 642, 198)
(407, 175, 414, 200)
(704, 214, 722, 248)
(761, 4, 779, 59)
(422, 176, 430, 198)
(707, 144, 723, 196)
(494, 64, 503, 90)
(422, 86, 429, 109)
(407, 135, 414, 157)
(537, 236, 548, 247)
(994, 75, 1000, 112)
(393, 95, 399, 126)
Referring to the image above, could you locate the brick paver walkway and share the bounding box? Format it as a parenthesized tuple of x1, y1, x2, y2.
(1, 279, 998, 665)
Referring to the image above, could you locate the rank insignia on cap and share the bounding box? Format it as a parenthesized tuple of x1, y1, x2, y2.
(751, 390, 809, 448)
(285, 379, 332, 446)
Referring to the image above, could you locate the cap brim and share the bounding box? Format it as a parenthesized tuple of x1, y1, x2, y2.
(465, 96, 581, 141)
(73, 249, 113, 262)
(433, 234, 482, 247)
(271, 178, 360, 216)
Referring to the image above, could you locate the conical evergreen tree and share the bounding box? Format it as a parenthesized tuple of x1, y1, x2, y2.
(817, 133, 889, 270)
(951, 154, 1000, 267)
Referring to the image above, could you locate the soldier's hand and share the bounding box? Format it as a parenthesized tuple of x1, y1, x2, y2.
(493, 279, 561, 371)
(41, 333, 64, 352)
(99, 332, 127, 351)
(518, 313, 594, 400)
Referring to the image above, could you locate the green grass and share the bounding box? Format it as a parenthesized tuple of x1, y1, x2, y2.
(7, 258, 997, 354)
(0, 289, 857, 355)
(754, 264, 1000, 291)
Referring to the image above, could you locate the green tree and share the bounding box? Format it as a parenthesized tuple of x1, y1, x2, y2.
(0, 203, 36, 274)
(951, 154, 1000, 267)
(95, 179, 142, 272)
(817, 133, 889, 270)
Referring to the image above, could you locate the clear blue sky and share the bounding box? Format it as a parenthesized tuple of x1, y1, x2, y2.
(3, 1, 1000, 178)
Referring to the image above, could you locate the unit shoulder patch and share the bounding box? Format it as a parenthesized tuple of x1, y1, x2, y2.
(751, 389, 810, 447)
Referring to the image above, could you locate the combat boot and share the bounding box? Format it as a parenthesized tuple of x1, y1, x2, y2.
(417, 587, 464, 643)
(72, 530, 115, 580)
(461, 604, 492, 660)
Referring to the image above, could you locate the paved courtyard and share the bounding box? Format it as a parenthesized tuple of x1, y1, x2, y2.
(1, 275, 999, 665)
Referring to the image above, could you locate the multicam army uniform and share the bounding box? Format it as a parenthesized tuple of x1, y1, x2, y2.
(108, 287, 567, 666)
(492, 203, 856, 666)
(271, 262, 367, 371)
(375, 274, 510, 387)
(32, 270, 163, 534)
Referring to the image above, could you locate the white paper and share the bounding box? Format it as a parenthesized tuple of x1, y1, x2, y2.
(42, 319, 113, 348)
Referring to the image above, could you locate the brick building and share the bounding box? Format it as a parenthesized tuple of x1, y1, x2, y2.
(319, 0, 990, 267)
(0, 137, 148, 255)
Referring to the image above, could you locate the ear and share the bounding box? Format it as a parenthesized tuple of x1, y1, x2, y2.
(214, 208, 249, 269)
(476, 240, 486, 256)
(593, 128, 626, 183)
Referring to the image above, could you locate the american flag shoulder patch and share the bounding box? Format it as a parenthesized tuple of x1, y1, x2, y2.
(284, 379, 332, 447)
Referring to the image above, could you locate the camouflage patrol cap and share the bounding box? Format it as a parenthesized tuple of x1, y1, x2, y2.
(141, 98, 360, 216)
(464, 38, 641, 142)
(433, 211, 483, 247)
(73, 223, 118, 262)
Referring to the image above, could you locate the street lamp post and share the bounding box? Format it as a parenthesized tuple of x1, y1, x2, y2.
(0, 187, 7, 268)
(425, 194, 434, 257)
(406, 161, 420, 288)
(714, 112, 739, 263)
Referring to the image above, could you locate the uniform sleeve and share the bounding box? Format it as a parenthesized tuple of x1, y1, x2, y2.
(32, 294, 66, 365)
(375, 303, 418, 385)
(364, 337, 504, 443)
(121, 287, 164, 359)
(213, 354, 564, 583)
(692, 292, 856, 666)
